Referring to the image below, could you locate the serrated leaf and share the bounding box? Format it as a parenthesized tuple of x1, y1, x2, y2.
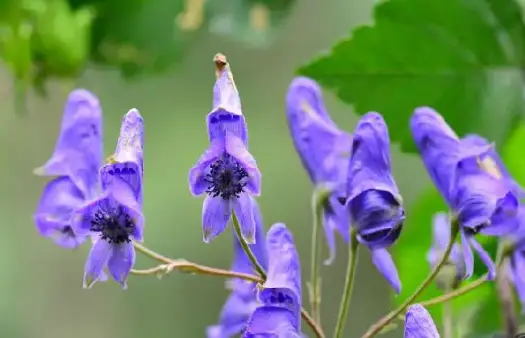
(298, 0, 525, 153)
(205, 0, 295, 48)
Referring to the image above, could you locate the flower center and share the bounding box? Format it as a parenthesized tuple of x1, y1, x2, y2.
(205, 154, 248, 200)
(90, 205, 135, 244)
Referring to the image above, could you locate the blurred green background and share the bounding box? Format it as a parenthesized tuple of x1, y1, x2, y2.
(3, 0, 517, 337)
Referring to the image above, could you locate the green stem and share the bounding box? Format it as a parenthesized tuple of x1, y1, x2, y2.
(333, 228, 359, 338)
(309, 187, 329, 323)
(419, 275, 487, 307)
(231, 212, 266, 278)
(362, 218, 460, 338)
(442, 298, 453, 338)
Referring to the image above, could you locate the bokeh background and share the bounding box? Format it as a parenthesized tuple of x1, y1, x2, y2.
(0, 0, 479, 337)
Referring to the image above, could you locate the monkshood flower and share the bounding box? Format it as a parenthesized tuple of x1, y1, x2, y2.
(33, 89, 103, 249)
(207, 199, 268, 338)
(427, 212, 466, 289)
(411, 107, 519, 279)
(243, 223, 302, 337)
(345, 112, 405, 293)
(503, 206, 525, 311)
(73, 109, 145, 289)
(462, 133, 525, 199)
(189, 54, 261, 243)
(404, 304, 440, 338)
(285, 76, 353, 264)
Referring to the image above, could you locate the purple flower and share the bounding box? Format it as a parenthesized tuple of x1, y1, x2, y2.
(427, 212, 466, 288)
(243, 223, 302, 337)
(345, 112, 405, 293)
(189, 57, 261, 243)
(411, 107, 519, 279)
(33, 89, 103, 249)
(73, 109, 145, 289)
(504, 206, 525, 311)
(404, 304, 439, 338)
(285, 77, 352, 264)
(207, 199, 268, 338)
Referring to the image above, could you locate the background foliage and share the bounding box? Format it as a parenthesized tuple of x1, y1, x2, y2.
(1, 0, 525, 337)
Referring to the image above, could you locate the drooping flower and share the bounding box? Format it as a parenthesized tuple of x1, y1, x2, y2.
(427, 212, 466, 289)
(345, 112, 405, 293)
(189, 54, 261, 243)
(73, 109, 145, 289)
(207, 198, 268, 338)
(404, 304, 439, 338)
(285, 76, 352, 264)
(33, 89, 103, 249)
(411, 107, 519, 279)
(243, 223, 302, 337)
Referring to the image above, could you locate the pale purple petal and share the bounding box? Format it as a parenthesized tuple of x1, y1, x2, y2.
(232, 193, 256, 243)
(188, 139, 223, 195)
(83, 239, 112, 288)
(243, 307, 300, 338)
(202, 195, 232, 243)
(371, 248, 401, 293)
(107, 242, 135, 289)
(224, 132, 261, 195)
(404, 304, 439, 338)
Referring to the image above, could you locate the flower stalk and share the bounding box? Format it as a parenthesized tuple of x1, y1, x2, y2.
(333, 227, 359, 338)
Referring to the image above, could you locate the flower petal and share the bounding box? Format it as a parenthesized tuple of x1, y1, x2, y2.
(104, 109, 144, 205)
(34, 89, 103, 198)
(232, 193, 256, 243)
(34, 176, 87, 249)
(462, 134, 525, 198)
(468, 236, 496, 280)
(347, 112, 401, 203)
(207, 289, 258, 338)
(243, 307, 301, 338)
(510, 253, 525, 312)
(258, 223, 301, 331)
(188, 139, 223, 196)
(83, 238, 112, 288)
(208, 56, 248, 141)
(371, 248, 401, 293)
(460, 230, 475, 279)
(285, 77, 352, 184)
(225, 132, 261, 195)
(107, 242, 135, 289)
(431, 212, 451, 250)
(404, 304, 439, 338)
(202, 196, 232, 243)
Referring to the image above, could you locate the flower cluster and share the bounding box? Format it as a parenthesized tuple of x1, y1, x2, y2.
(32, 54, 525, 337)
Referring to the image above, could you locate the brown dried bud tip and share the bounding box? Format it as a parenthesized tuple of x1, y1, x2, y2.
(213, 53, 228, 78)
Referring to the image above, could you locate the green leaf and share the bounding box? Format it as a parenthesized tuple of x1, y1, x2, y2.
(298, 0, 525, 153)
(205, 0, 295, 48)
(68, 0, 199, 78)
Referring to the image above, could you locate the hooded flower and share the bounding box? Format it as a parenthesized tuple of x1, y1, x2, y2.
(73, 109, 145, 289)
(189, 54, 262, 243)
(404, 304, 439, 338)
(285, 76, 352, 264)
(345, 112, 405, 293)
(502, 206, 525, 311)
(33, 89, 103, 249)
(411, 107, 519, 279)
(243, 223, 302, 337)
(207, 199, 268, 338)
(427, 212, 466, 289)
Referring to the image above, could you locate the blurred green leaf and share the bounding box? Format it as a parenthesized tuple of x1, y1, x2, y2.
(205, 0, 295, 48)
(30, 0, 94, 92)
(298, 0, 525, 153)
(68, 0, 200, 78)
